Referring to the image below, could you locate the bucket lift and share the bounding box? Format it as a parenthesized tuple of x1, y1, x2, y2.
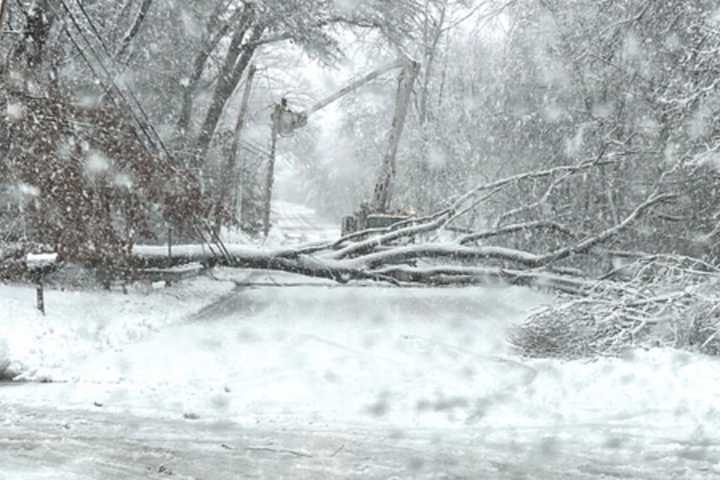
(262, 57, 421, 237)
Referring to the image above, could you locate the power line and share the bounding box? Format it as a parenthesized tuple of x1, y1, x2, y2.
(56, 0, 174, 163)
(68, 0, 171, 157)
(239, 139, 270, 158)
(54, 0, 157, 153)
(238, 143, 264, 158)
(72, 0, 113, 58)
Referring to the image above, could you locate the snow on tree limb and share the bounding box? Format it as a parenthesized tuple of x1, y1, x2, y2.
(370, 265, 593, 295)
(459, 221, 576, 245)
(345, 243, 542, 270)
(536, 193, 679, 267)
(332, 212, 450, 260)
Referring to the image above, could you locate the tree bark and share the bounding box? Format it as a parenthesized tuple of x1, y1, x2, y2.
(176, 4, 250, 136)
(193, 7, 261, 169)
(263, 109, 279, 237)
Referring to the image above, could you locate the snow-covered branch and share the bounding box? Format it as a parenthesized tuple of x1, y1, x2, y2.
(459, 221, 575, 245)
(536, 193, 678, 267)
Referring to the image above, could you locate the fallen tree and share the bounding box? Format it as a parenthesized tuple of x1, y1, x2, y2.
(8, 156, 716, 360)
(4, 157, 694, 296)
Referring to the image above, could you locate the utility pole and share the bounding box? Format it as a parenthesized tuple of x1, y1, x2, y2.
(263, 102, 282, 237)
(262, 98, 306, 237)
(259, 58, 419, 235)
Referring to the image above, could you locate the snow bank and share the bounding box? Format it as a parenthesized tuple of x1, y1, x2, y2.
(2, 280, 719, 441)
(509, 348, 720, 435)
(0, 275, 235, 382)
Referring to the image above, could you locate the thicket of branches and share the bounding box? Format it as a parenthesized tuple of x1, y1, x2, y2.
(510, 256, 720, 359)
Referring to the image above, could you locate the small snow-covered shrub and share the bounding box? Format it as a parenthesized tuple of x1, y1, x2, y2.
(0, 338, 11, 380)
(508, 296, 656, 359)
(676, 291, 720, 356)
(509, 256, 720, 359)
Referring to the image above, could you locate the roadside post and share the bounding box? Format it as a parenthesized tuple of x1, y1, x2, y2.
(168, 226, 173, 259)
(35, 280, 44, 315)
(26, 253, 57, 316)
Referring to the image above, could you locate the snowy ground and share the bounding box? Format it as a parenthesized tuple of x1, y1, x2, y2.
(3, 278, 720, 478)
(0, 276, 237, 382)
(2, 202, 720, 478)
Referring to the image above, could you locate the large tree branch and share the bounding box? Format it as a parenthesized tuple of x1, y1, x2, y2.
(130, 244, 399, 285)
(459, 221, 576, 245)
(449, 159, 621, 212)
(332, 212, 450, 260)
(537, 193, 678, 266)
(371, 265, 593, 295)
(241, 15, 383, 49)
(7, 148, 685, 297)
(194, 10, 261, 167)
(493, 170, 575, 228)
(177, 4, 251, 134)
(331, 208, 451, 249)
(347, 243, 542, 270)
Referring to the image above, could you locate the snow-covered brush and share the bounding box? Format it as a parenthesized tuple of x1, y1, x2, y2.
(509, 255, 720, 359)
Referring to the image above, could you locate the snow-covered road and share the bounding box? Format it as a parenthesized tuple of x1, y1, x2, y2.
(3, 280, 548, 425)
(2, 400, 716, 480)
(2, 278, 720, 478)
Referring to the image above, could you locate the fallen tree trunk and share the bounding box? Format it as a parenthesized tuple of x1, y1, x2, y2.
(370, 265, 595, 295)
(2, 160, 688, 295)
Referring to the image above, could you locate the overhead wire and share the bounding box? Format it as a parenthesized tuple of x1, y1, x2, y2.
(57, 0, 174, 163)
(240, 138, 271, 157)
(54, 0, 158, 153)
(77, 0, 173, 159)
(72, 0, 113, 58)
(69, 0, 273, 181)
(57, 0, 234, 255)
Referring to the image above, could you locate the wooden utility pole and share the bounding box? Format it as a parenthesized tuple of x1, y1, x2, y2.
(35, 281, 45, 315)
(263, 104, 281, 237)
(167, 227, 173, 258)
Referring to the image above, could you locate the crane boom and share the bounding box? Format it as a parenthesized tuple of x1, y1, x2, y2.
(0, 1, 7, 30)
(263, 57, 421, 237)
(305, 59, 405, 116)
(371, 59, 420, 213)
